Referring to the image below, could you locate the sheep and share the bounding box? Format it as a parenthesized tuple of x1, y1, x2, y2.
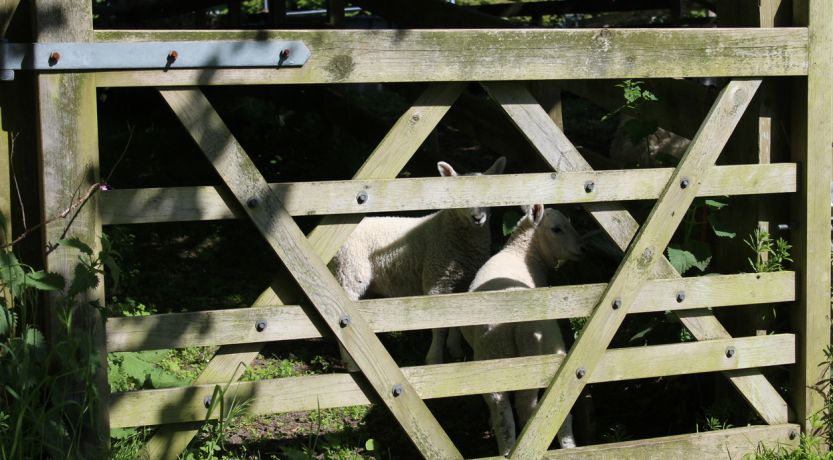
(461, 204, 584, 456)
(329, 156, 507, 368)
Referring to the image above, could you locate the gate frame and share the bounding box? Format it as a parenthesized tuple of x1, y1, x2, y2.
(23, 0, 832, 458)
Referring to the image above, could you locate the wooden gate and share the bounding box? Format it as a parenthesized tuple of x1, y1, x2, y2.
(20, 0, 831, 458)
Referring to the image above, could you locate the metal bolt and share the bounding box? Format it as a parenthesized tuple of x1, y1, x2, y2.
(247, 197, 259, 209)
(203, 395, 212, 408)
(167, 50, 178, 63)
(584, 180, 595, 193)
(680, 178, 690, 189)
(255, 320, 267, 332)
(48, 51, 60, 65)
(576, 367, 586, 379)
(411, 112, 421, 122)
(612, 298, 622, 310)
(789, 430, 797, 440)
(392, 384, 403, 397)
(280, 48, 290, 60)
(339, 315, 351, 328)
(676, 291, 686, 303)
(725, 346, 736, 358)
(356, 191, 368, 205)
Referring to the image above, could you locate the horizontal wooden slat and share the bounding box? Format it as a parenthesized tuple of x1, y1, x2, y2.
(108, 334, 795, 427)
(106, 271, 794, 352)
(92, 28, 808, 87)
(479, 424, 800, 460)
(100, 164, 797, 224)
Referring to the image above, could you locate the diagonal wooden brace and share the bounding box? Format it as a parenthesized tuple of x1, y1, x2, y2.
(158, 88, 462, 459)
(139, 83, 464, 459)
(504, 79, 762, 458)
(483, 81, 789, 426)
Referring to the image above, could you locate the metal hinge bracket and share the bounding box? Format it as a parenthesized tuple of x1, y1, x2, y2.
(0, 39, 310, 80)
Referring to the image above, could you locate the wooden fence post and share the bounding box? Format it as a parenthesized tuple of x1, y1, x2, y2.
(33, 0, 109, 453)
(791, 0, 832, 435)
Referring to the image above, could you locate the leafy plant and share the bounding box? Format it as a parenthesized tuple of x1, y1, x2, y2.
(1, 236, 118, 459)
(667, 198, 735, 275)
(601, 80, 659, 122)
(745, 228, 793, 273)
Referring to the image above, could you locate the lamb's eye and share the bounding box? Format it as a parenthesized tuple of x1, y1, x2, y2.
(552, 227, 563, 234)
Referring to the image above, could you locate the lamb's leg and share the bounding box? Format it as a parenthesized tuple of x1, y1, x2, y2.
(484, 391, 516, 456)
(446, 327, 465, 360)
(425, 328, 448, 365)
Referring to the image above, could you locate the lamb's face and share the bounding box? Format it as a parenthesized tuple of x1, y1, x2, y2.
(538, 209, 584, 264)
(437, 156, 507, 228)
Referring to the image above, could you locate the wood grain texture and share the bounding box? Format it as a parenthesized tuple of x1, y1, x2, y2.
(109, 334, 795, 427)
(100, 164, 797, 224)
(485, 81, 791, 426)
(33, 0, 109, 452)
(509, 79, 761, 458)
(92, 28, 807, 87)
(106, 271, 795, 352)
(476, 424, 800, 460)
(160, 88, 460, 459)
(139, 83, 462, 459)
(0, 112, 9, 245)
(791, 0, 832, 434)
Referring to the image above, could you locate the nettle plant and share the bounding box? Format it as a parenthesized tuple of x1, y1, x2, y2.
(667, 198, 736, 275)
(0, 235, 118, 459)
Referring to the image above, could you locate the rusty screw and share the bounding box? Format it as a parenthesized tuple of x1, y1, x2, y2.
(280, 48, 290, 60)
(167, 50, 178, 63)
(48, 51, 61, 65)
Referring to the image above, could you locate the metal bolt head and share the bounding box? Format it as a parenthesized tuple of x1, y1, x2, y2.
(280, 48, 290, 60)
(392, 384, 403, 397)
(676, 291, 686, 303)
(410, 112, 421, 122)
(247, 197, 259, 209)
(203, 395, 212, 408)
(339, 315, 351, 328)
(48, 51, 60, 65)
(255, 320, 267, 332)
(167, 50, 178, 63)
(584, 180, 595, 193)
(356, 191, 368, 205)
(612, 298, 622, 310)
(789, 430, 797, 440)
(576, 367, 586, 379)
(725, 346, 736, 358)
(680, 178, 690, 189)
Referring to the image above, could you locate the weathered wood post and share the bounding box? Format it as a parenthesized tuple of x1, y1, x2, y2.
(33, 0, 110, 453)
(791, 0, 832, 435)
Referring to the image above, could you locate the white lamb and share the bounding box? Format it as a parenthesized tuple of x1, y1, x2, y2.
(330, 156, 506, 367)
(461, 204, 584, 456)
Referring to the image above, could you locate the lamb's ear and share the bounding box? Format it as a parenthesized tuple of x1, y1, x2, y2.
(437, 161, 458, 177)
(529, 204, 545, 225)
(485, 156, 507, 175)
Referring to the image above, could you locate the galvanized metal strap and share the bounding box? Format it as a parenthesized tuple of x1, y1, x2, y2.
(0, 40, 310, 80)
